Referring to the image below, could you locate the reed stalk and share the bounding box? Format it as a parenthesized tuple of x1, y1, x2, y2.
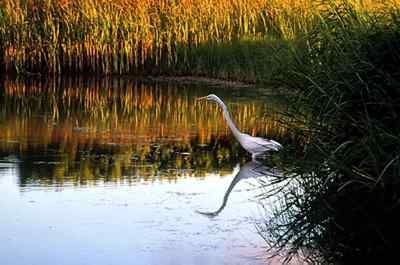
(1, 0, 397, 76)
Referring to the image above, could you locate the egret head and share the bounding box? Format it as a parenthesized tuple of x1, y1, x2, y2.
(197, 94, 226, 109)
(196, 94, 225, 108)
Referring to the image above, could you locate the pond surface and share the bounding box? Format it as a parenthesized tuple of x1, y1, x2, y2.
(0, 77, 290, 265)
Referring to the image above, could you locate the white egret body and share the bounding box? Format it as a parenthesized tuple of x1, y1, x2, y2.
(197, 94, 282, 158)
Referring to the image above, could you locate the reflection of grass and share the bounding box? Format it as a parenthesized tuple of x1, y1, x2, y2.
(0, 78, 289, 184)
(0, 77, 288, 147)
(16, 138, 245, 187)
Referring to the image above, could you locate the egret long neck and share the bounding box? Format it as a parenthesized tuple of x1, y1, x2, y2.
(220, 104, 241, 138)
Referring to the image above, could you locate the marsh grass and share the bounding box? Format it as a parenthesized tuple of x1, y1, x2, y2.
(288, 2, 400, 189)
(0, 0, 287, 75)
(1, 0, 399, 78)
(256, 2, 400, 264)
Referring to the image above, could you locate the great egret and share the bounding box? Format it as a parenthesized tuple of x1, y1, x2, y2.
(197, 94, 282, 158)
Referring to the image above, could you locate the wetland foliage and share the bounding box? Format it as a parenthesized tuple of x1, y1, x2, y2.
(256, 2, 400, 264)
(0, 0, 398, 82)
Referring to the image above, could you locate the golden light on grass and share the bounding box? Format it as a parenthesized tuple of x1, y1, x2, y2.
(2, 0, 398, 74)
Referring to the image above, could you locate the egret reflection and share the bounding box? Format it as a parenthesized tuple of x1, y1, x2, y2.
(197, 160, 280, 217)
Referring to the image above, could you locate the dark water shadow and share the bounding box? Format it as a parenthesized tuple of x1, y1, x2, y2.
(256, 148, 400, 265)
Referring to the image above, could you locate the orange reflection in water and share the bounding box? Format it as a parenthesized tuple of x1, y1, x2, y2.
(0, 77, 288, 186)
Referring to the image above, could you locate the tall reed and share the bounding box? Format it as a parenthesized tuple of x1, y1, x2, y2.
(0, 0, 276, 74)
(257, 1, 400, 263)
(1, 0, 397, 76)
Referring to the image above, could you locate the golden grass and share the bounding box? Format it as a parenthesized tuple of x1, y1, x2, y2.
(1, 0, 398, 74)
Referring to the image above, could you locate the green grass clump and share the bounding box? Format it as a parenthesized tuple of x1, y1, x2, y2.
(258, 2, 400, 264)
(289, 2, 400, 190)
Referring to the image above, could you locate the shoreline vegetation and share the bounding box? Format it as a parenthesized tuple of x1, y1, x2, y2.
(0, 1, 397, 81)
(2, 0, 400, 264)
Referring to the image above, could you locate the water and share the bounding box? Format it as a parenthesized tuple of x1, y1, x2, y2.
(0, 77, 289, 265)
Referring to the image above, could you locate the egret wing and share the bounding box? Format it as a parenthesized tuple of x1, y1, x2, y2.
(249, 136, 282, 152)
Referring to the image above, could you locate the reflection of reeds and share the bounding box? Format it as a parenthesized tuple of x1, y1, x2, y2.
(1, 0, 397, 74)
(0, 77, 289, 184)
(1, 77, 287, 148)
(16, 139, 241, 188)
